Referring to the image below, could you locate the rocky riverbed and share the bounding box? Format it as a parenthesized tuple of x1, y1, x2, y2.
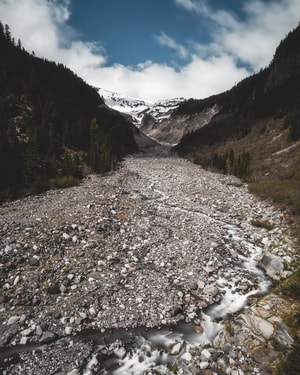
(0, 147, 298, 374)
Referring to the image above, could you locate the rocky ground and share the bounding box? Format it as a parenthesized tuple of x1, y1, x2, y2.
(0, 147, 298, 374)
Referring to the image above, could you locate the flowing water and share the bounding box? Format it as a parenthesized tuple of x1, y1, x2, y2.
(82, 222, 271, 375)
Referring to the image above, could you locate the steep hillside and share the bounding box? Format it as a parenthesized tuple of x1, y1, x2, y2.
(0, 23, 138, 201)
(142, 103, 219, 145)
(174, 23, 300, 216)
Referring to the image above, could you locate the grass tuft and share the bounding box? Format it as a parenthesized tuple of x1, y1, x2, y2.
(251, 219, 274, 230)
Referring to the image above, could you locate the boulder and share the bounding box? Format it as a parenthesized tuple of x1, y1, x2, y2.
(241, 314, 274, 340)
(260, 252, 284, 280)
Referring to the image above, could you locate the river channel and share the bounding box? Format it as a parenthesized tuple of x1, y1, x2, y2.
(0, 148, 295, 374)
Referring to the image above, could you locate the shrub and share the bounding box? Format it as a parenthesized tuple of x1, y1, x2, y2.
(277, 337, 300, 375)
(49, 176, 79, 189)
(250, 179, 300, 214)
(279, 268, 300, 298)
(251, 219, 274, 230)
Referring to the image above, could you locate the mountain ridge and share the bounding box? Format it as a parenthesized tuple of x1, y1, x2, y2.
(98, 87, 186, 127)
(174, 23, 300, 177)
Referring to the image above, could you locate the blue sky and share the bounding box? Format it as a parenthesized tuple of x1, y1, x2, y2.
(0, 0, 299, 100)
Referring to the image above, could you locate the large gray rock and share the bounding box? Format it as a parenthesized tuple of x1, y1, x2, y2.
(273, 323, 293, 348)
(241, 314, 274, 340)
(260, 252, 284, 280)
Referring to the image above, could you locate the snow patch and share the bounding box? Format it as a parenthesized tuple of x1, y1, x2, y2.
(98, 87, 186, 126)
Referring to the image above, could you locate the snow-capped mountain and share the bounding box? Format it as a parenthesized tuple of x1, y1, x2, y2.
(98, 88, 186, 126)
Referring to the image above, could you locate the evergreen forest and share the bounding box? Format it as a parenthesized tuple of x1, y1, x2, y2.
(0, 22, 138, 202)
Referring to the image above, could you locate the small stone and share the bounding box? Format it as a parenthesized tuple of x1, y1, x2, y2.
(199, 361, 209, 370)
(170, 342, 183, 355)
(65, 326, 73, 335)
(39, 331, 57, 344)
(7, 316, 19, 325)
(201, 349, 212, 360)
(13, 276, 20, 286)
(181, 352, 192, 362)
(20, 328, 32, 337)
(79, 312, 87, 320)
(197, 280, 205, 289)
(28, 256, 40, 266)
(60, 284, 67, 294)
(203, 284, 218, 296)
(47, 283, 60, 294)
(89, 307, 96, 316)
(20, 336, 29, 345)
(36, 325, 43, 336)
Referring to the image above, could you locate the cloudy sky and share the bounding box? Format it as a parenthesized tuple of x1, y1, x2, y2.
(0, 0, 299, 101)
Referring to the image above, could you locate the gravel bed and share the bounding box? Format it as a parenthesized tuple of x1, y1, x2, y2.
(0, 151, 296, 374)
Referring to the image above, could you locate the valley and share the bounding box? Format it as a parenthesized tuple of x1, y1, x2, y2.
(0, 145, 297, 374)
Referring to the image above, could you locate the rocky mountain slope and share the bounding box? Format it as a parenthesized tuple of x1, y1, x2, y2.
(173, 24, 300, 184)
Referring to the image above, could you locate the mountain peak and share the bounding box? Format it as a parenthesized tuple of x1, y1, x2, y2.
(98, 87, 186, 126)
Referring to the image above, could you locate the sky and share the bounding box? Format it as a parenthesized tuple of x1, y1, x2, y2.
(0, 0, 299, 101)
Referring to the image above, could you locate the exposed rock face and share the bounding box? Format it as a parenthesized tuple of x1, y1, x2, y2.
(141, 104, 219, 144)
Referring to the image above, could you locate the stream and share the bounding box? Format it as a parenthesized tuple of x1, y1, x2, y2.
(79, 219, 271, 375)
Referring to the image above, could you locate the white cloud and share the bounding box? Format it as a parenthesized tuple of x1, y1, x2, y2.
(0, 0, 106, 66)
(175, 0, 300, 70)
(174, 0, 239, 29)
(0, 0, 299, 101)
(155, 32, 189, 60)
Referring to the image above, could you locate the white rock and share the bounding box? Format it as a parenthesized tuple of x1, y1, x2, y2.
(89, 307, 96, 316)
(199, 361, 209, 370)
(13, 275, 20, 286)
(20, 337, 29, 345)
(242, 314, 274, 339)
(170, 342, 183, 355)
(260, 252, 284, 280)
(65, 326, 73, 335)
(60, 284, 67, 294)
(79, 312, 87, 319)
(201, 348, 212, 360)
(63, 233, 70, 240)
(36, 325, 43, 336)
(203, 284, 219, 296)
(20, 328, 32, 337)
(181, 352, 192, 362)
(7, 316, 19, 325)
(197, 280, 205, 289)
